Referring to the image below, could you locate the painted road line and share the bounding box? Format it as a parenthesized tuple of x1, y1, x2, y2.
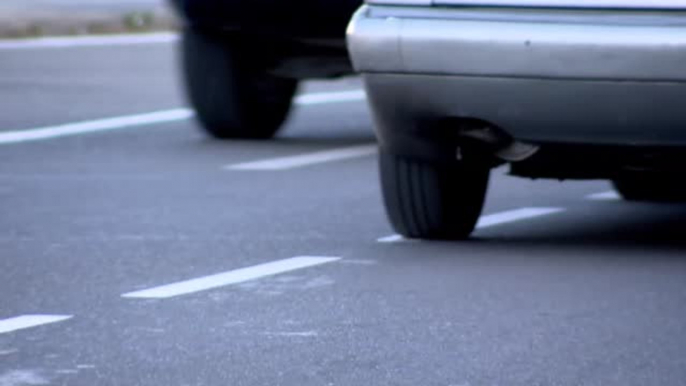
(294, 90, 366, 105)
(377, 207, 565, 243)
(0, 315, 72, 334)
(122, 256, 341, 299)
(0, 32, 178, 50)
(475, 207, 564, 228)
(0, 90, 365, 146)
(0, 109, 193, 145)
(226, 144, 376, 171)
(587, 191, 621, 201)
(376, 234, 406, 243)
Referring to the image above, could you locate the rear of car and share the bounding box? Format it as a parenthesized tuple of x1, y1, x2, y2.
(170, 0, 361, 40)
(347, 1, 686, 240)
(169, 0, 361, 140)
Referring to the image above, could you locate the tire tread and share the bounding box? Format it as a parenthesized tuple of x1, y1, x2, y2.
(380, 151, 489, 240)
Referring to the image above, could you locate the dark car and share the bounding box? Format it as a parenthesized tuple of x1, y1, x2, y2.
(168, 0, 362, 139)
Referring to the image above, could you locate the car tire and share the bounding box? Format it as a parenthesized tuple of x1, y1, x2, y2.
(612, 175, 686, 202)
(379, 150, 490, 240)
(181, 28, 298, 139)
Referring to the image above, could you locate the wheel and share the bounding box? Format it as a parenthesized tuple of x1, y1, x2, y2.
(379, 150, 490, 240)
(181, 28, 298, 139)
(612, 175, 686, 202)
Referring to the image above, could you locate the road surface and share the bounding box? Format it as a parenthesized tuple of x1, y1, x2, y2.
(1, 34, 685, 386)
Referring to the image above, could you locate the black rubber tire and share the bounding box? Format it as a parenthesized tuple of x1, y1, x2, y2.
(379, 150, 490, 240)
(181, 28, 298, 139)
(612, 175, 686, 202)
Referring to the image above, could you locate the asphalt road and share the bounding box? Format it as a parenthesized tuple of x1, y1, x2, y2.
(1, 35, 686, 386)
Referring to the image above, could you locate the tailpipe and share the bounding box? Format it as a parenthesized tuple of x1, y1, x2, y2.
(455, 121, 539, 162)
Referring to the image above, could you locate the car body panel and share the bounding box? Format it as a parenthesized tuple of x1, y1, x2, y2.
(347, 4, 686, 161)
(169, 0, 362, 39)
(364, 73, 686, 148)
(432, 0, 686, 9)
(349, 6, 686, 80)
(169, 0, 362, 78)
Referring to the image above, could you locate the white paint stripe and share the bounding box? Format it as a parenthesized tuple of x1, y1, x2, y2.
(226, 144, 377, 171)
(0, 32, 178, 50)
(294, 90, 366, 105)
(377, 207, 565, 243)
(377, 234, 406, 243)
(122, 256, 340, 299)
(0, 89, 364, 146)
(475, 207, 564, 228)
(0, 315, 72, 334)
(0, 109, 193, 145)
(587, 191, 621, 201)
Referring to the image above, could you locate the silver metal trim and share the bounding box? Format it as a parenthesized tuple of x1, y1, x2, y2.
(347, 5, 686, 81)
(434, 0, 686, 9)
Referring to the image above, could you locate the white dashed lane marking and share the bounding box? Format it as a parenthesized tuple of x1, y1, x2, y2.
(0, 315, 72, 335)
(294, 90, 365, 105)
(377, 207, 565, 243)
(0, 109, 193, 145)
(122, 256, 341, 299)
(475, 207, 564, 228)
(225, 144, 377, 171)
(0, 91, 365, 146)
(587, 191, 621, 201)
(377, 234, 406, 243)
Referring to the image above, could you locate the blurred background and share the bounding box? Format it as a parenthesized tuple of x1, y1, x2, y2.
(0, 0, 176, 38)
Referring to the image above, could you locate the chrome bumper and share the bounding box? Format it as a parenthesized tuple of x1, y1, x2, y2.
(347, 5, 686, 81)
(347, 5, 686, 148)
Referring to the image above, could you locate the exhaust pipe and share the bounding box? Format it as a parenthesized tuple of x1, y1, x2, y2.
(456, 123, 539, 162)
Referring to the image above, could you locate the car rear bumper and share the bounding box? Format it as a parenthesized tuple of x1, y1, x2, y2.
(347, 5, 686, 154)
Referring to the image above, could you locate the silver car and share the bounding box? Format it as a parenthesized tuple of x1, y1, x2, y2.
(347, 0, 686, 240)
